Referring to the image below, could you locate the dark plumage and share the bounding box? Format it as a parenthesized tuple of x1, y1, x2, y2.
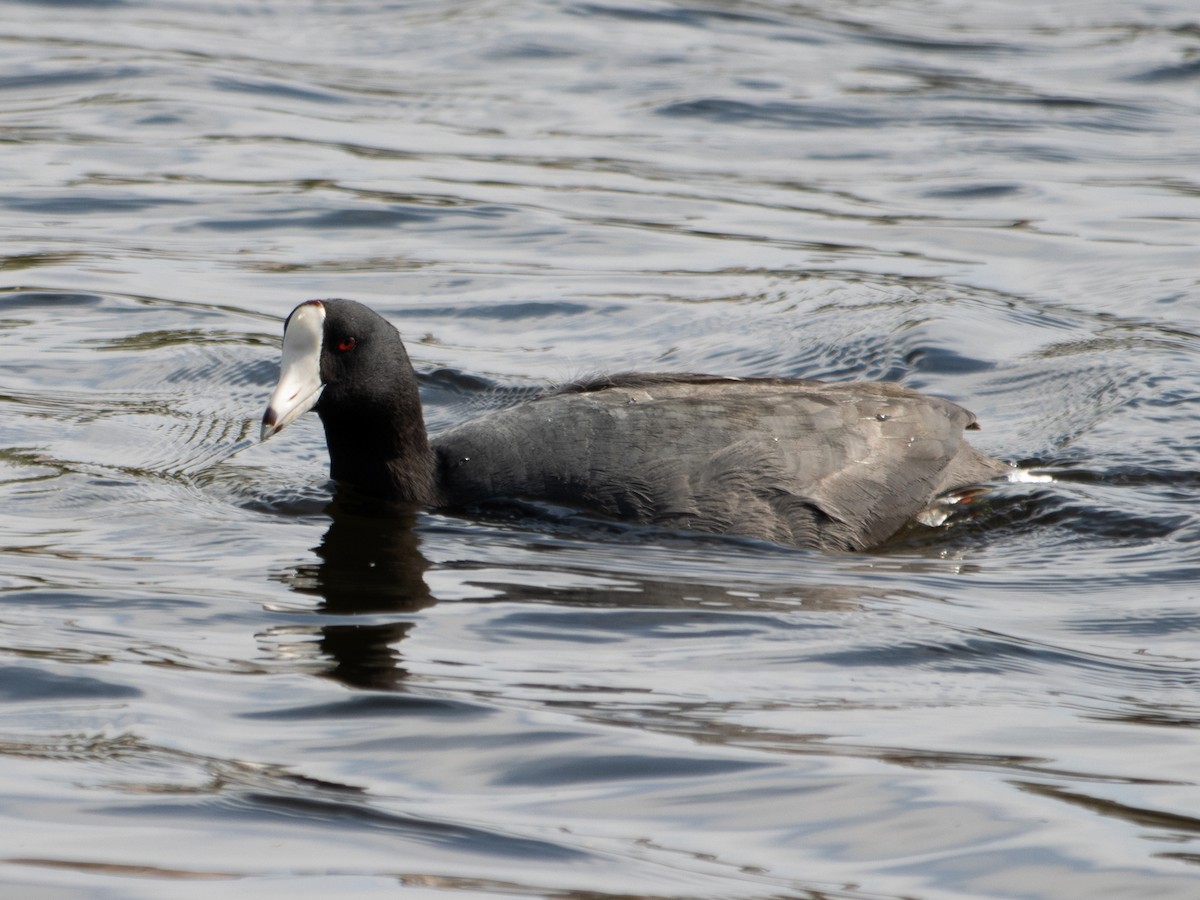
(262, 299, 1009, 550)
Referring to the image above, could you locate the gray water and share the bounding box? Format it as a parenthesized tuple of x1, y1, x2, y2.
(3, 1, 1200, 897)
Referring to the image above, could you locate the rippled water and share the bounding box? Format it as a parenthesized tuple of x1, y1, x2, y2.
(3, 1, 1200, 897)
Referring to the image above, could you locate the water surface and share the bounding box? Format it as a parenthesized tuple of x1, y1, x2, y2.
(2, 1, 1200, 897)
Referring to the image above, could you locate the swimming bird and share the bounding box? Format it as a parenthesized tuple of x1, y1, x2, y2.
(261, 299, 1008, 550)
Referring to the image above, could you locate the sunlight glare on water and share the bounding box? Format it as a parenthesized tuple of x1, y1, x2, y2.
(1, 0, 1200, 897)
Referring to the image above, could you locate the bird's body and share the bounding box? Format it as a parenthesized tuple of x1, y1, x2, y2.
(262, 299, 1008, 551)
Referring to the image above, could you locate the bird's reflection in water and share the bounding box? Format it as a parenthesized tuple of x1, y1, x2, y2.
(266, 493, 987, 691)
(276, 495, 435, 690)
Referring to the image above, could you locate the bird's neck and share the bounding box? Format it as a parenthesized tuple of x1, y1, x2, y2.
(320, 395, 438, 506)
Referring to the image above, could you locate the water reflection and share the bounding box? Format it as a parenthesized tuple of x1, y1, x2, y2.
(276, 497, 434, 689)
(269, 492, 898, 692)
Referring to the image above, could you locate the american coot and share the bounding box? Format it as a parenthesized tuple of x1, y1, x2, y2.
(261, 299, 1008, 550)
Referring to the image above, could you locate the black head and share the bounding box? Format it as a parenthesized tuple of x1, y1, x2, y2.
(262, 299, 437, 504)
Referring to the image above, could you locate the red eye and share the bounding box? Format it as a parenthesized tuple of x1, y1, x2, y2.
(335, 337, 356, 353)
